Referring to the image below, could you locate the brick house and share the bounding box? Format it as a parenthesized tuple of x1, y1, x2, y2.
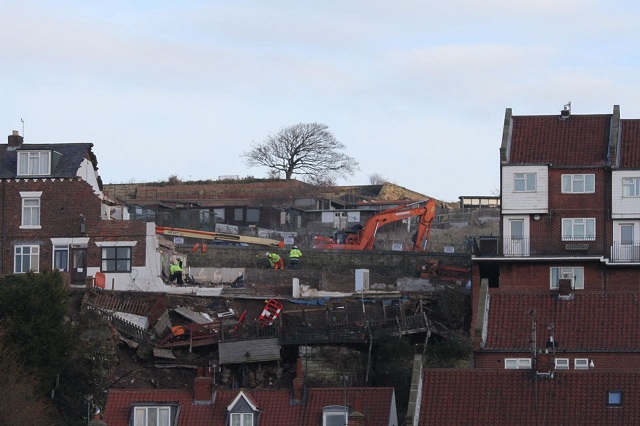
(0, 131, 171, 292)
(404, 105, 640, 425)
(471, 104, 640, 366)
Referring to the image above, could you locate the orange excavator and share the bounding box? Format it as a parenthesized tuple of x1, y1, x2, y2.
(313, 199, 437, 251)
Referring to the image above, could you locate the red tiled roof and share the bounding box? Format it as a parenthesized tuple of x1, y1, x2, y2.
(302, 387, 396, 424)
(508, 114, 611, 166)
(103, 389, 216, 426)
(103, 386, 395, 425)
(619, 119, 640, 168)
(484, 293, 640, 351)
(419, 369, 640, 425)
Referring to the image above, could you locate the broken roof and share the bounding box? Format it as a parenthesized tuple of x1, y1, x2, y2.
(0, 142, 98, 179)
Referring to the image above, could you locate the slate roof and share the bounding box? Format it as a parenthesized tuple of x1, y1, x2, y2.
(483, 293, 640, 352)
(104, 386, 396, 425)
(619, 119, 640, 168)
(0, 143, 95, 179)
(507, 114, 612, 166)
(419, 369, 640, 425)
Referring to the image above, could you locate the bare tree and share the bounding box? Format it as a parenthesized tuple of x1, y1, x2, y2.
(369, 173, 387, 185)
(243, 123, 359, 180)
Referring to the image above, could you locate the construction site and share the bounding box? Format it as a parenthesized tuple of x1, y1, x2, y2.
(77, 200, 497, 422)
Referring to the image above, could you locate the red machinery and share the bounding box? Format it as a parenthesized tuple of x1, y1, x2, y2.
(313, 199, 437, 251)
(258, 299, 283, 328)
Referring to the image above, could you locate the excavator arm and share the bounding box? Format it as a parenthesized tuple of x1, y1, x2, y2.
(314, 199, 437, 251)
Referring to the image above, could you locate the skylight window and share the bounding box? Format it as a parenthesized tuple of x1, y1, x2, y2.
(608, 390, 622, 406)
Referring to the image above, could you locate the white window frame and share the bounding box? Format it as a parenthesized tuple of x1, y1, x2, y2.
(562, 218, 596, 241)
(230, 412, 254, 426)
(554, 358, 570, 370)
(20, 191, 42, 229)
(14, 244, 40, 273)
(53, 244, 69, 271)
(574, 358, 589, 370)
(322, 406, 350, 426)
(550, 267, 584, 290)
(17, 150, 51, 176)
(622, 177, 640, 197)
(562, 174, 595, 193)
(504, 358, 532, 369)
(514, 172, 536, 192)
(133, 406, 171, 426)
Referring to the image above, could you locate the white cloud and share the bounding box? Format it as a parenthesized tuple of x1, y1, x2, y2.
(2, 0, 640, 200)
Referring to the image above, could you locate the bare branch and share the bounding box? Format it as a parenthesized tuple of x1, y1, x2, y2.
(243, 123, 359, 180)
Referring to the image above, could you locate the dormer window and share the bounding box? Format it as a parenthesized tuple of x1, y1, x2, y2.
(514, 172, 536, 192)
(17, 150, 51, 176)
(322, 405, 349, 426)
(230, 413, 253, 426)
(131, 403, 177, 426)
(623, 177, 640, 197)
(227, 390, 259, 426)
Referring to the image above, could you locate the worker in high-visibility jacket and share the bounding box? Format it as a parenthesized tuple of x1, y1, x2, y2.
(266, 252, 284, 270)
(169, 258, 184, 284)
(288, 245, 302, 269)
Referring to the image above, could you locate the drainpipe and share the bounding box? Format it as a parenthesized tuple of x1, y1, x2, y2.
(1, 179, 5, 275)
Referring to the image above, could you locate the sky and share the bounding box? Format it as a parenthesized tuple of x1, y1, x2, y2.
(2, 1, 640, 202)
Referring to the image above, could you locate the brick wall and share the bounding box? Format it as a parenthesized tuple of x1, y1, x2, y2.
(502, 168, 612, 257)
(182, 246, 470, 278)
(475, 352, 640, 371)
(606, 268, 640, 291)
(495, 262, 604, 293)
(0, 179, 148, 275)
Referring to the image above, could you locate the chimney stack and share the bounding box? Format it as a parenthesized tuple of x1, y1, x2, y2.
(292, 358, 304, 403)
(558, 278, 571, 296)
(349, 394, 366, 425)
(194, 368, 214, 404)
(8, 130, 22, 147)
